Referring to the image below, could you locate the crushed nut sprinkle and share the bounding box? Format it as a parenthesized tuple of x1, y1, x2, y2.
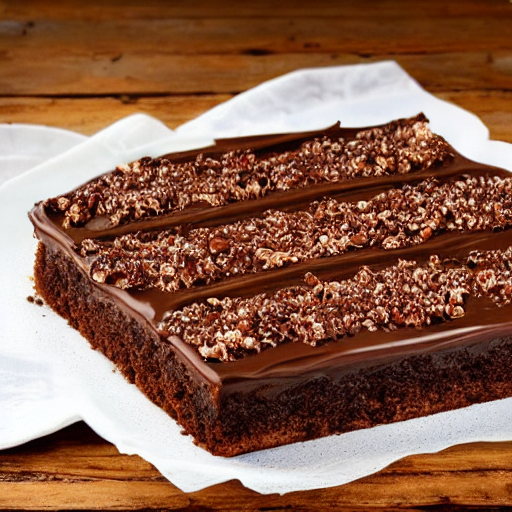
(158, 248, 512, 362)
(83, 175, 512, 291)
(46, 117, 452, 229)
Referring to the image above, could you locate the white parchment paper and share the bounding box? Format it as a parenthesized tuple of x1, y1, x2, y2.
(1, 61, 511, 494)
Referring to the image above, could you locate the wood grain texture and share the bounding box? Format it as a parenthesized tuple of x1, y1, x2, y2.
(1, 423, 511, 511)
(2, 16, 511, 55)
(1, 2, 512, 95)
(0, 95, 233, 134)
(1, 0, 512, 509)
(2, 0, 512, 20)
(2, 52, 512, 95)
(1, 91, 512, 142)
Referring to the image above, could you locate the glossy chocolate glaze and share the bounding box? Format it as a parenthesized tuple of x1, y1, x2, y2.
(29, 119, 512, 399)
(49, 115, 489, 244)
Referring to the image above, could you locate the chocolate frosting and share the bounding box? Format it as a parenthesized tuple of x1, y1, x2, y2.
(29, 117, 512, 398)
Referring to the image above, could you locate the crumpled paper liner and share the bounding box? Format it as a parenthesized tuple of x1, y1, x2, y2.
(1, 61, 511, 494)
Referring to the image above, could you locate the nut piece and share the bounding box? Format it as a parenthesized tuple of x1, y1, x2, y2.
(208, 236, 230, 254)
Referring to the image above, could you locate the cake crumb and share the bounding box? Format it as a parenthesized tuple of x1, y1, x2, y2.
(27, 294, 44, 306)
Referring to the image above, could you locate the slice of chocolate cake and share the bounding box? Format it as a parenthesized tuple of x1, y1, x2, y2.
(29, 114, 512, 456)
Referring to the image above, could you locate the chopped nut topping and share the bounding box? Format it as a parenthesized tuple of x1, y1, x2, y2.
(158, 248, 512, 362)
(46, 116, 452, 229)
(83, 175, 512, 292)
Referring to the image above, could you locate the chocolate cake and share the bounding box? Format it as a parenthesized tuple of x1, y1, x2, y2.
(29, 114, 512, 456)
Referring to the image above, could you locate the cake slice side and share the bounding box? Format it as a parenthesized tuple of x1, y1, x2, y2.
(32, 235, 512, 456)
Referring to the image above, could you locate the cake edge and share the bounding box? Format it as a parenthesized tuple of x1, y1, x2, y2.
(32, 238, 512, 456)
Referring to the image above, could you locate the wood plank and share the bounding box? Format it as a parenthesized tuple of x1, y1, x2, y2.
(1, 0, 511, 20)
(2, 474, 511, 511)
(1, 52, 512, 96)
(1, 16, 511, 56)
(438, 91, 512, 144)
(2, 1, 511, 97)
(0, 482, 191, 510)
(0, 95, 233, 135)
(1, 423, 511, 510)
(383, 441, 512, 473)
(1, 92, 512, 142)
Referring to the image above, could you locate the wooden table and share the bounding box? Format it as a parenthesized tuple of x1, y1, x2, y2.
(1, 1, 512, 510)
